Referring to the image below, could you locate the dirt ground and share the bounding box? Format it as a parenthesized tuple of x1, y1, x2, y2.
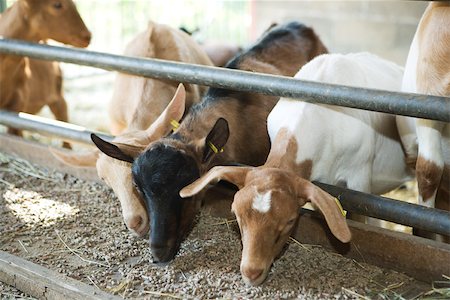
(0, 153, 446, 299)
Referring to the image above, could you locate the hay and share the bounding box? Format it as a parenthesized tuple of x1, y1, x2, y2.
(0, 153, 433, 299)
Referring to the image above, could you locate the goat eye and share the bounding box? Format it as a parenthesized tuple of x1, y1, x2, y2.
(53, 2, 62, 9)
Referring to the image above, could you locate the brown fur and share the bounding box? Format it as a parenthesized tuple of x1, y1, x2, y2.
(414, 3, 450, 205)
(416, 156, 444, 202)
(0, 0, 91, 147)
(180, 127, 352, 285)
(265, 128, 313, 180)
(251, 26, 327, 76)
(416, 3, 450, 97)
(181, 166, 351, 286)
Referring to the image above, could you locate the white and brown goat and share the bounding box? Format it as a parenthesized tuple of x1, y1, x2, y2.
(181, 52, 414, 285)
(396, 2, 450, 241)
(51, 22, 213, 236)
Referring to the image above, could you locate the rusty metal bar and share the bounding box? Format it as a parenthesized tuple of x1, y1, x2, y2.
(0, 38, 449, 122)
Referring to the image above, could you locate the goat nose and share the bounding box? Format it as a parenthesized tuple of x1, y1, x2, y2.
(127, 215, 143, 231)
(83, 31, 92, 45)
(242, 267, 263, 282)
(76, 31, 91, 47)
(83, 30, 92, 41)
(151, 244, 173, 264)
(126, 215, 149, 237)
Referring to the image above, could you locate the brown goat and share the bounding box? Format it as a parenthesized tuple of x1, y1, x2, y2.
(0, 0, 91, 147)
(91, 22, 328, 263)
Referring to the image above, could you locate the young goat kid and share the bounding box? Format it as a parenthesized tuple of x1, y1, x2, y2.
(91, 22, 328, 263)
(51, 22, 213, 237)
(181, 52, 414, 286)
(0, 0, 91, 147)
(396, 2, 450, 241)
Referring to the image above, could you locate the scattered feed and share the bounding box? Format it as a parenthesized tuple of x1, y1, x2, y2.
(0, 153, 441, 299)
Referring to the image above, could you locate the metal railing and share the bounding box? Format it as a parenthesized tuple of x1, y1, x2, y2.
(2, 110, 449, 236)
(315, 182, 450, 237)
(0, 38, 449, 122)
(0, 38, 449, 237)
(0, 111, 113, 144)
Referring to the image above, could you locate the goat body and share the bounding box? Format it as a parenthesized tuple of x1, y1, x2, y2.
(0, 0, 91, 148)
(92, 22, 328, 262)
(268, 53, 412, 194)
(180, 52, 413, 286)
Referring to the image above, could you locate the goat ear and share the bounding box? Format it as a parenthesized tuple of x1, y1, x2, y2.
(180, 166, 251, 198)
(49, 147, 99, 167)
(202, 118, 229, 163)
(91, 134, 141, 164)
(294, 177, 351, 243)
(144, 83, 186, 139)
(264, 22, 278, 33)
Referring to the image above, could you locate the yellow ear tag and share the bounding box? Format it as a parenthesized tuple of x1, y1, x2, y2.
(207, 141, 224, 154)
(334, 197, 347, 217)
(170, 119, 180, 132)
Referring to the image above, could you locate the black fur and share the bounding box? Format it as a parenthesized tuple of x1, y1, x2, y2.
(131, 143, 199, 262)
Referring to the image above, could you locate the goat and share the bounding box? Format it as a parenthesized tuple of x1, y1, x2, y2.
(90, 22, 328, 263)
(0, 0, 91, 148)
(396, 2, 450, 241)
(108, 22, 213, 135)
(180, 52, 414, 286)
(199, 41, 242, 67)
(179, 26, 242, 67)
(51, 22, 213, 237)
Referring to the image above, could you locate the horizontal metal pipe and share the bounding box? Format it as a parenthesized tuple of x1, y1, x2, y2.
(1, 38, 449, 122)
(0, 110, 113, 144)
(314, 182, 450, 237)
(1, 109, 449, 236)
(1, 39, 449, 236)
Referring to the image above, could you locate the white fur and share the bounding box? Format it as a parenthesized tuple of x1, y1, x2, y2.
(401, 31, 419, 94)
(252, 190, 272, 213)
(267, 52, 414, 195)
